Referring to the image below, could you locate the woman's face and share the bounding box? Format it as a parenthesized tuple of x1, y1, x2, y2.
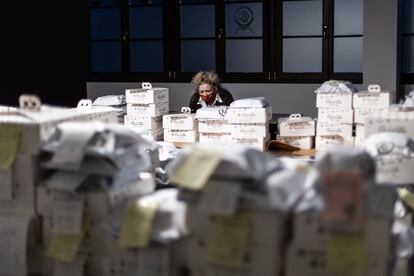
(198, 83, 215, 103)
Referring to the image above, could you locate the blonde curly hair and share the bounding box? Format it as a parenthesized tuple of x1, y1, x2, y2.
(191, 71, 222, 94)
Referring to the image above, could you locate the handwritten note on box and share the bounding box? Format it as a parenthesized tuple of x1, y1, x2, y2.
(226, 106, 272, 124)
(316, 93, 353, 109)
(164, 129, 198, 143)
(163, 113, 197, 130)
(276, 135, 314, 150)
(198, 120, 231, 133)
(317, 121, 353, 137)
(125, 87, 169, 105)
(127, 102, 169, 117)
(365, 107, 414, 139)
(52, 198, 84, 235)
(375, 158, 414, 185)
(231, 123, 268, 138)
(199, 132, 232, 145)
(353, 88, 395, 109)
(124, 115, 162, 130)
(315, 135, 354, 151)
(318, 108, 354, 124)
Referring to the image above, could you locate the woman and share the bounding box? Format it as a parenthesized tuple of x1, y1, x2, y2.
(189, 71, 234, 112)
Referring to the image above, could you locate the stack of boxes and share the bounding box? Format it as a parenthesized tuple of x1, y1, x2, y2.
(197, 106, 233, 146)
(168, 145, 288, 276)
(276, 114, 315, 150)
(315, 82, 355, 150)
(285, 150, 396, 276)
(124, 82, 169, 140)
(0, 97, 119, 275)
(225, 104, 272, 151)
(36, 122, 158, 275)
(163, 108, 198, 145)
(353, 85, 395, 146)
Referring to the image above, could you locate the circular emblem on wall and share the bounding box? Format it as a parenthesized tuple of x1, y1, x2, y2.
(234, 6, 254, 34)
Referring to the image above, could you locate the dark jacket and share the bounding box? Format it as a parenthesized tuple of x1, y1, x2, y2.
(189, 88, 234, 113)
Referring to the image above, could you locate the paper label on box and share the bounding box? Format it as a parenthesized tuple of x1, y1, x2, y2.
(322, 171, 363, 230)
(163, 114, 196, 130)
(353, 92, 393, 109)
(126, 88, 168, 104)
(279, 121, 315, 137)
(206, 212, 251, 267)
(0, 124, 21, 169)
(199, 181, 241, 216)
(276, 136, 313, 150)
(198, 120, 231, 133)
(164, 129, 198, 143)
(226, 107, 272, 123)
(316, 93, 353, 109)
(326, 232, 365, 276)
(170, 149, 221, 190)
(318, 108, 353, 123)
(0, 169, 13, 201)
(125, 115, 162, 130)
(375, 158, 414, 184)
(52, 198, 84, 234)
(231, 123, 268, 138)
(354, 108, 381, 124)
(46, 220, 89, 262)
(317, 121, 353, 137)
(199, 133, 232, 144)
(0, 216, 31, 276)
(118, 200, 158, 248)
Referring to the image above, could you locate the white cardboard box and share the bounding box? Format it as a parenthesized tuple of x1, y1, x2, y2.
(125, 87, 169, 104)
(164, 129, 198, 143)
(198, 120, 231, 133)
(375, 157, 414, 185)
(278, 117, 315, 137)
(225, 106, 272, 124)
(231, 123, 268, 138)
(316, 121, 353, 137)
(318, 108, 354, 124)
(0, 106, 117, 154)
(127, 101, 169, 117)
(163, 113, 197, 130)
(316, 93, 353, 109)
(353, 86, 395, 109)
(315, 135, 354, 150)
(199, 132, 232, 145)
(124, 115, 162, 130)
(231, 136, 270, 151)
(354, 107, 382, 124)
(276, 136, 314, 150)
(365, 106, 414, 139)
(0, 154, 37, 216)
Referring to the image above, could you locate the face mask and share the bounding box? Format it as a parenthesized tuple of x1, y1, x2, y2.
(200, 93, 215, 105)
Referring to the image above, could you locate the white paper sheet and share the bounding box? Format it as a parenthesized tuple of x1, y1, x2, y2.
(50, 123, 97, 171)
(52, 198, 84, 234)
(199, 180, 241, 216)
(0, 216, 32, 276)
(0, 168, 13, 201)
(45, 172, 87, 192)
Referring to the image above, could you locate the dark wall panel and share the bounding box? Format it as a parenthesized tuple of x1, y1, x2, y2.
(0, 1, 88, 107)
